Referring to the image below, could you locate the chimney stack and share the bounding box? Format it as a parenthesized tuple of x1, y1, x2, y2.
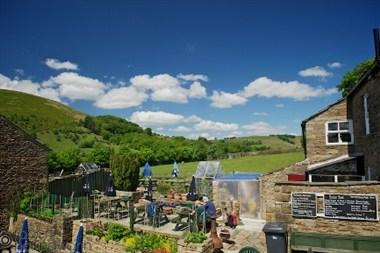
(374, 28, 380, 64)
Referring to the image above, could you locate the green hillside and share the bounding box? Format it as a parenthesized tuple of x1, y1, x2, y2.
(0, 89, 303, 173)
(152, 151, 304, 177)
(0, 89, 84, 132)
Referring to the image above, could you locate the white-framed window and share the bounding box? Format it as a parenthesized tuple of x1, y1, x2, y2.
(363, 94, 370, 135)
(325, 120, 354, 145)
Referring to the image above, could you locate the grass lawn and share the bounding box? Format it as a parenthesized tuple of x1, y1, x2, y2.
(151, 151, 304, 178)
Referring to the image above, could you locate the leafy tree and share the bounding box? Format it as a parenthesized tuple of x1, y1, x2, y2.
(58, 149, 81, 172)
(83, 116, 98, 133)
(110, 149, 140, 191)
(88, 143, 111, 167)
(144, 127, 153, 136)
(337, 59, 374, 97)
(48, 152, 61, 173)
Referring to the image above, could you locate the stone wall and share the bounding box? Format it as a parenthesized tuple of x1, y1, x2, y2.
(348, 68, 380, 179)
(0, 116, 49, 230)
(304, 98, 350, 163)
(12, 214, 74, 252)
(177, 238, 213, 253)
(271, 181, 380, 237)
(260, 160, 308, 221)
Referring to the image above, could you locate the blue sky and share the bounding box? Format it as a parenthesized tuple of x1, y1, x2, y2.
(0, 1, 379, 138)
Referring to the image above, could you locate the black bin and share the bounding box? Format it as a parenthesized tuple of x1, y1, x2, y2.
(263, 222, 288, 253)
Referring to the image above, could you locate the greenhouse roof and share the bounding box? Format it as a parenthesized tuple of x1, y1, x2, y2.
(194, 161, 223, 178)
(217, 172, 262, 180)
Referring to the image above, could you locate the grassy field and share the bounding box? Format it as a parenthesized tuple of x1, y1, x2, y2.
(151, 151, 304, 177)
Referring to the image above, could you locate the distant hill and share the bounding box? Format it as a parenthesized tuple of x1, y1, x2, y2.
(0, 89, 303, 171)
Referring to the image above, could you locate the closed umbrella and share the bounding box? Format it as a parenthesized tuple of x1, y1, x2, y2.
(73, 224, 84, 253)
(142, 162, 152, 177)
(146, 177, 153, 201)
(105, 174, 116, 196)
(187, 176, 198, 201)
(83, 175, 91, 196)
(171, 161, 179, 177)
(16, 217, 29, 253)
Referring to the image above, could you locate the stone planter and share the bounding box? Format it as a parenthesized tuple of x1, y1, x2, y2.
(177, 238, 213, 253)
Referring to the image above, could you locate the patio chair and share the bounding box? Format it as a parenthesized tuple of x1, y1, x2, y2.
(117, 201, 129, 219)
(172, 207, 192, 231)
(238, 246, 260, 253)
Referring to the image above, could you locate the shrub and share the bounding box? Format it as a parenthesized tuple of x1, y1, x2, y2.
(185, 232, 207, 244)
(105, 223, 131, 242)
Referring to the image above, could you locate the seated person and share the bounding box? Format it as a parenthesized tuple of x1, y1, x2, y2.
(224, 208, 237, 229)
(203, 196, 217, 220)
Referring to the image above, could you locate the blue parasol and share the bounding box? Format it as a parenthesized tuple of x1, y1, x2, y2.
(83, 175, 91, 195)
(142, 162, 152, 177)
(73, 224, 84, 253)
(146, 177, 153, 201)
(171, 161, 179, 177)
(16, 217, 29, 253)
(105, 174, 116, 196)
(187, 176, 198, 201)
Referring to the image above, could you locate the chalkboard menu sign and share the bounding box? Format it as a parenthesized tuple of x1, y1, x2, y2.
(292, 192, 317, 218)
(324, 194, 378, 221)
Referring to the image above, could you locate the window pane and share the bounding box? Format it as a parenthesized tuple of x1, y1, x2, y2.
(328, 133, 339, 143)
(340, 133, 352, 143)
(328, 122, 338, 131)
(339, 121, 349, 130)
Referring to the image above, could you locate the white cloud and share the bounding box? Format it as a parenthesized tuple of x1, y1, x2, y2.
(151, 86, 189, 103)
(275, 103, 285, 108)
(210, 91, 248, 108)
(188, 81, 207, 98)
(0, 74, 63, 103)
(194, 119, 239, 132)
(95, 86, 148, 109)
(172, 126, 192, 132)
(177, 73, 208, 82)
(242, 121, 283, 136)
(51, 72, 106, 101)
(253, 112, 268, 116)
(184, 115, 202, 123)
(45, 58, 79, 71)
(328, 62, 342, 69)
(130, 74, 179, 90)
(130, 73, 208, 103)
(129, 111, 185, 127)
(241, 77, 336, 101)
(298, 66, 332, 78)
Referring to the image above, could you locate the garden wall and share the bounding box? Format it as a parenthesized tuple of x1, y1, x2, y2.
(260, 160, 308, 221)
(12, 214, 74, 252)
(71, 219, 214, 253)
(271, 181, 380, 236)
(0, 115, 48, 230)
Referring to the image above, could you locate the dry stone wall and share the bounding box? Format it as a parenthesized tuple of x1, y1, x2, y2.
(12, 214, 74, 252)
(260, 160, 308, 221)
(272, 181, 380, 237)
(0, 116, 48, 230)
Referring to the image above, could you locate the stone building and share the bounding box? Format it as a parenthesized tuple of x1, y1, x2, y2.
(258, 29, 380, 253)
(347, 61, 380, 180)
(301, 29, 380, 180)
(0, 115, 49, 230)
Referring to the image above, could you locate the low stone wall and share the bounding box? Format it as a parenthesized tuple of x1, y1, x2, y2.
(177, 238, 213, 253)
(12, 214, 74, 252)
(71, 219, 214, 253)
(272, 181, 380, 237)
(260, 160, 308, 221)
